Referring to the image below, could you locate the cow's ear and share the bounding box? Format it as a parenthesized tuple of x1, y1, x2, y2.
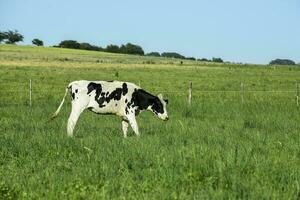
(164, 99, 169, 104)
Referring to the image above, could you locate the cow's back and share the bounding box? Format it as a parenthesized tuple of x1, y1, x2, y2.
(68, 80, 139, 93)
(68, 80, 140, 116)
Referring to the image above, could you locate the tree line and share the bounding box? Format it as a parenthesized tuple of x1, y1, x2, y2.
(269, 59, 296, 65)
(0, 29, 224, 62)
(0, 30, 24, 44)
(0, 30, 43, 46)
(55, 40, 145, 56)
(1, 29, 298, 65)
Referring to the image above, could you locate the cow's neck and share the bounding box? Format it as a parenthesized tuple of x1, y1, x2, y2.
(134, 89, 157, 111)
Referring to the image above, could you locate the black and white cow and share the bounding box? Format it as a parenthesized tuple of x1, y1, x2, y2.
(51, 80, 169, 137)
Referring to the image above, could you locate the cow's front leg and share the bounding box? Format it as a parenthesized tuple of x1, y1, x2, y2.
(122, 120, 129, 138)
(127, 114, 139, 136)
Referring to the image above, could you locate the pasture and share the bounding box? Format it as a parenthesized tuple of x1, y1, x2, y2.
(1, 45, 300, 199)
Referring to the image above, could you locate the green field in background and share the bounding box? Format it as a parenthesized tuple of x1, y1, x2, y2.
(1, 45, 300, 199)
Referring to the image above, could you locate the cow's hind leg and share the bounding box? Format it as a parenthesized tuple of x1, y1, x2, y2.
(122, 120, 129, 138)
(67, 104, 86, 137)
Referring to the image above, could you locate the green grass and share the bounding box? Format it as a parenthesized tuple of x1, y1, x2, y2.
(1, 45, 300, 199)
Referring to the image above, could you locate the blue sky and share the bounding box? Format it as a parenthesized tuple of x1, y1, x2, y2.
(0, 0, 299, 64)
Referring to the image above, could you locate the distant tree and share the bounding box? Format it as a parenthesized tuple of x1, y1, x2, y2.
(95, 46, 104, 51)
(212, 57, 223, 63)
(197, 58, 210, 62)
(58, 40, 80, 49)
(4, 30, 24, 44)
(119, 45, 126, 54)
(269, 59, 296, 65)
(120, 43, 144, 55)
(146, 52, 161, 57)
(161, 52, 185, 59)
(79, 42, 103, 51)
(32, 38, 43, 46)
(0, 31, 7, 43)
(79, 42, 94, 50)
(186, 57, 196, 61)
(105, 44, 120, 53)
(56, 40, 103, 51)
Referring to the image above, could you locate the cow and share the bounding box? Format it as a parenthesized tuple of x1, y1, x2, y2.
(50, 80, 169, 137)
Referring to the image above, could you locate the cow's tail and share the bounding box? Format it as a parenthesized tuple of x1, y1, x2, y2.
(49, 87, 69, 121)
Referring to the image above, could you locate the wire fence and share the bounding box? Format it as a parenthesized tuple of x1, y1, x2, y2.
(0, 79, 299, 107)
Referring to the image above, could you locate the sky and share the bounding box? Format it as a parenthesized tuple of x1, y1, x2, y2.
(0, 0, 299, 64)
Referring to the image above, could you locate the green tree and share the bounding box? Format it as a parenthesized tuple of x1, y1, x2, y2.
(58, 40, 80, 49)
(105, 44, 120, 53)
(0, 31, 7, 43)
(146, 52, 161, 57)
(161, 52, 185, 59)
(4, 30, 24, 44)
(32, 38, 44, 46)
(120, 43, 144, 55)
(197, 58, 210, 62)
(212, 57, 223, 63)
(186, 57, 196, 61)
(119, 45, 126, 54)
(269, 59, 295, 65)
(79, 43, 103, 51)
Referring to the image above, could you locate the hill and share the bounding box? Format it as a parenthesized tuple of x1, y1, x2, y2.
(0, 44, 220, 69)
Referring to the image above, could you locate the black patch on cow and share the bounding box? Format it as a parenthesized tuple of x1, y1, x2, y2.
(107, 88, 122, 102)
(87, 82, 105, 107)
(96, 96, 106, 108)
(151, 98, 164, 114)
(107, 80, 114, 82)
(102, 83, 129, 103)
(125, 99, 128, 103)
(122, 83, 128, 95)
(75, 89, 78, 93)
(68, 85, 74, 100)
(87, 82, 102, 96)
(115, 104, 118, 106)
(87, 82, 130, 108)
(128, 89, 164, 114)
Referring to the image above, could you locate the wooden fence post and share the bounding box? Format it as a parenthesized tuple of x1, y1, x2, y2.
(188, 81, 192, 106)
(241, 82, 244, 104)
(29, 79, 32, 107)
(296, 82, 299, 107)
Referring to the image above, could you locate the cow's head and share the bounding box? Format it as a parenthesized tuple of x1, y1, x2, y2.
(150, 94, 169, 121)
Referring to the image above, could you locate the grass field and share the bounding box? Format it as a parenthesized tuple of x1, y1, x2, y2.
(1, 44, 300, 199)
